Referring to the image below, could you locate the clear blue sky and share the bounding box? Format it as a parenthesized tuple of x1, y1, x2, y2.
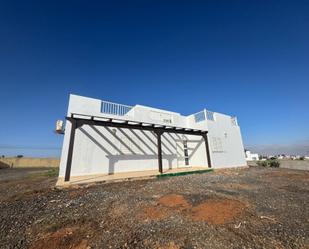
(0, 0, 308, 157)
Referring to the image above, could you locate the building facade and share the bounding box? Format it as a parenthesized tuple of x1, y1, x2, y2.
(58, 94, 246, 183)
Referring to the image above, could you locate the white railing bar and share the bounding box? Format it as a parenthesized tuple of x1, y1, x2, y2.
(191, 110, 205, 116)
(101, 100, 133, 109)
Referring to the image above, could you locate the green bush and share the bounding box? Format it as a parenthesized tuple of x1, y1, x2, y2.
(268, 159, 280, 167)
(257, 160, 268, 167)
(256, 159, 280, 168)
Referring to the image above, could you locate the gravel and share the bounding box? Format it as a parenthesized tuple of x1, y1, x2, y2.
(0, 166, 308, 249)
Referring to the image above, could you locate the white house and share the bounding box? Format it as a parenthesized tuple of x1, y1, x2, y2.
(57, 94, 246, 185)
(245, 150, 259, 161)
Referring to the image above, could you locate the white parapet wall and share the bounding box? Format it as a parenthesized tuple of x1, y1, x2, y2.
(58, 94, 246, 180)
(207, 113, 247, 168)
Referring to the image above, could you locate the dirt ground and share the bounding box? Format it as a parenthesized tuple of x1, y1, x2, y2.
(0, 167, 308, 249)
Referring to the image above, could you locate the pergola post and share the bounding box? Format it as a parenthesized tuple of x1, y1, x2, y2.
(203, 132, 212, 168)
(155, 130, 164, 174)
(64, 118, 77, 182)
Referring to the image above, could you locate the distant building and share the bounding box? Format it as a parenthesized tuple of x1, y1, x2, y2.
(290, 155, 298, 160)
(245, 150, 259, 161)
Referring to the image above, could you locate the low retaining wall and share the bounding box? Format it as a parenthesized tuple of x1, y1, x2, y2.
(247, 159, 309, 171)
(0, 157, 59, 168)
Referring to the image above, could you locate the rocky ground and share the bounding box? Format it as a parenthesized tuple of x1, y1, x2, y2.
(0, 166, 308, 249)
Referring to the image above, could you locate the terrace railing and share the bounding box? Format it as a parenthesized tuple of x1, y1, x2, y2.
(194, 109, 215, 123)
(206, 110, 215, 121)
(231, 116, 238, 126)
(194, 111, 206, 123)
(101, 100, 133, 116)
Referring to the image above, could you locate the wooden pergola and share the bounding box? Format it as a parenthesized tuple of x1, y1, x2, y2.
(64, 114, 212, 182)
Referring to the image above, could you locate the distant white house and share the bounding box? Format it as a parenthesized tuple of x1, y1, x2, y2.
(245, 150, 259, 161)
(58, 94, 247, 185)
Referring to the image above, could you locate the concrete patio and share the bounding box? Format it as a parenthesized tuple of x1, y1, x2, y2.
(56, 166, 209, 186)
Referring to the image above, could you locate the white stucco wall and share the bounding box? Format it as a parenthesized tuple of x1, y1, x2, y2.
(59, 124, 209, 177)
(206, 113, 246, 168)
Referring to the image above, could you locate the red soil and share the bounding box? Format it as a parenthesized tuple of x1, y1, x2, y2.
(140, 194, 247, 225)
(29, 226, 89, 249)
(158, 194, 191, 209)
(188, 199, 247, 224)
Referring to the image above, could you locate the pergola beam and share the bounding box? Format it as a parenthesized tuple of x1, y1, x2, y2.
(70, 116, 207, 136)
(64, 115, 212, 182)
